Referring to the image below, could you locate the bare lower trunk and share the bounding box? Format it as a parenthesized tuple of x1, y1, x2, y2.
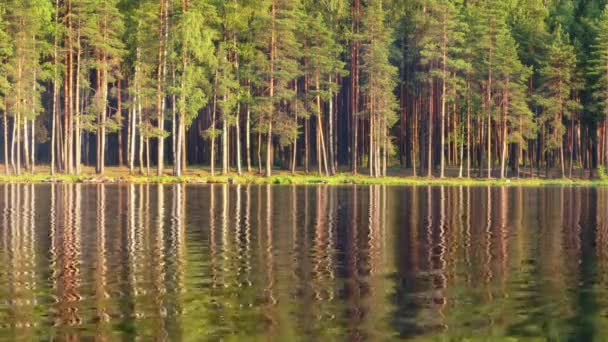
(328, 75, 335, 175)
(222, 105, 228, 175)
(138, 103, 144, 175)
(211, 69, 218, 176)
(266, 0, 275, 178)
(3, 105, 8, 175)
(257, 132, 262, 174)
(246, 85, 252, 173)
(146, 136, 150, 176)
(30, 119, 35, 173)
(291, 83, 298, 175)
(236, 104, 242, 175)
(23, 121, 29, 172)
(427, 79, 433, 177)
(10, 115, 16, 174)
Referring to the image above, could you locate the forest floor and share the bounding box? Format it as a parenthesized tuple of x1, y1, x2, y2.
(0, 165, 606, 186)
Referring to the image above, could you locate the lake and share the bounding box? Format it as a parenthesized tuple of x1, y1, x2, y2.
(0, 184, 607, 340)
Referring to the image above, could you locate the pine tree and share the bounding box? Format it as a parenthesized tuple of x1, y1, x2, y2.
(259, 0, 301, 177)
(509, 0, 549, 177)
(419, 0, 466, 178)
(173, 0, 217, 177)
(83, 0, 125, 174)
(360, 0, 398, 177)
(494, 30, 535, 178)
(0, 3, 12, 175)
(301, 2, 345, 176)
(469, 0, 510, 178)
(537, 27, 580, 177)
(590, 6, 608, 167)
(5, 0, 52, 175)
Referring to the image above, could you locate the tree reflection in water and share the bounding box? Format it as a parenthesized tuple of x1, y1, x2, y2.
(0, 184, 605, 340)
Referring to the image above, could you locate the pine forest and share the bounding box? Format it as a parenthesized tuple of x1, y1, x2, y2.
(2, 0, 608, 179)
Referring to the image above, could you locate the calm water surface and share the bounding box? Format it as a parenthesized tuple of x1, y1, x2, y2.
(0, 184, 607, 340)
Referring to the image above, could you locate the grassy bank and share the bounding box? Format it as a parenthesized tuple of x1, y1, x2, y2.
(0, 165, 607, 186)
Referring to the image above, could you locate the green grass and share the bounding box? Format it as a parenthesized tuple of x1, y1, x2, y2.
(0, 166, 607, 186)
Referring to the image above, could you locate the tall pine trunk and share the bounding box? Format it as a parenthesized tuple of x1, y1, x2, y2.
(266, 0, 276, 177)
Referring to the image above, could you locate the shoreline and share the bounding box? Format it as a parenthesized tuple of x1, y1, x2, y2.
(0, 172, 607, 187)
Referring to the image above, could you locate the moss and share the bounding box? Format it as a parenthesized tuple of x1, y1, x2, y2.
(0, 166, 606, 186)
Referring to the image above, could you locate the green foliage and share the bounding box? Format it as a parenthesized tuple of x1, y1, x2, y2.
(174, 0, 217, 127)
(598, 165, 608, 180)
(0, 3, 12, 108)
(536, 27, 581, 151)
(361, 0, 399, 158)
(589, 6, 608, 120)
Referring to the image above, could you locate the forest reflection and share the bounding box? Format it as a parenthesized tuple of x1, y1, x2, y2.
(0, 184, 607, 340)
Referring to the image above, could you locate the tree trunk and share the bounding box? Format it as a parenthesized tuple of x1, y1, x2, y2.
(266, 0, 276, 177)
(440, 27, 447, 178)
(291, 81, 298, 175)
(328, 74, 335, 175)
(466, 79, 471, 178)
(156, 0, 167, 176)
(500, 84, 509, 179)
(315, 72, 329, 176)
(234, 34, 242, 176)
(487, 28, 493, 179)
(117, 79, 123, 166)
(74, 18, 82, 174)
(246, 82, 252, 172)
(222, 93, 229, 175)
(427, 79, 433, 177)
(211, 68, 218, 176)
(351, 0, 360, 175)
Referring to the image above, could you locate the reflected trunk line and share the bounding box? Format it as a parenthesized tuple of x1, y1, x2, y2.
(425, 185, 432, 284)
(410, 186, 419, 274)
(58, 184, 81, 329)
(7, 184, 17, 331)
(367, 185, 376, 277)
(153, 184, 168, 339)
(126, 184, 137, 320)
(256, 185, 262, 287)
(0, 184, 7, 327)
(322, 185, 333, 299)
(135, 183, 145, 310)
(327, 186, 337, 298)
(599, 189, 608, 283)
(209, 184, 217, 288)
(456, 186, 464, 285)
(366, 185, 373, 278)
(436, 186, 447, 326)
(291, 185, 296, 260)
(313, 186, 327, 301)
(498, 186, 508, 286)
(166, 184, 186, 335)
(234, 185, 242, 283)
(264, 185, 277, 325)
(48, 184, 58, 326)
(574, 188, 582, 270)
(345, 185, 361, 333)
(465, 186, 472, 286)
(10, 183, 36, 336)
(565, 188, 581, 288)
(244, 185, 252, 287)
(290, 185, 300, 303)
(220, 184, 230, 286)
(96, 184, 109, 330)
(483, 186, 493, 296)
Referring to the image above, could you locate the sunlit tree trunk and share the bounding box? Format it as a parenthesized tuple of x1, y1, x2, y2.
(266, 0, 276, 177)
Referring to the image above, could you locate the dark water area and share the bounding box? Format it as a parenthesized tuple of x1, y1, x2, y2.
(1, 184, 608, 340)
